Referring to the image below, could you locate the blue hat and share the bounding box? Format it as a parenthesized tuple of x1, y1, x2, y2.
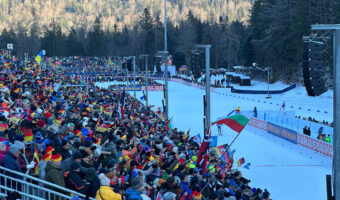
(81, 128, 88, 136)
(35, 132, 45, 144)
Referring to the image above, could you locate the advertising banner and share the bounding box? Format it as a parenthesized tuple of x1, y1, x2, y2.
(141, 86, 164, 91)
(267, 122, 297, 144)
(297, 133, 333, 158)
(248, 118, 267, 131)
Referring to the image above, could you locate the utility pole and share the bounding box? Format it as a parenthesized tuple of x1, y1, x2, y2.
(127, 56, 137, 99)
(158, 50, 168, 116)
(133, 56, 136, 99)
(195, 45, 211, 132)
(164, 0, 169, 117)
(140, 54, 149, 107)
(311, 24, 340, 200)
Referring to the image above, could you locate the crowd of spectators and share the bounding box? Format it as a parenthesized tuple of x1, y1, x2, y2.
(0, 54, 271, 200)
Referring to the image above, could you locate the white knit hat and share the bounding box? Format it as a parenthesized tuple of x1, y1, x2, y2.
(98, 173, 110, 186)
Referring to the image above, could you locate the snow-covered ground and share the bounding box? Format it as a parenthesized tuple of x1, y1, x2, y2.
(98, 80, 332, 200)
(180, 75, 333, 123)
(214, 83, 333, 123)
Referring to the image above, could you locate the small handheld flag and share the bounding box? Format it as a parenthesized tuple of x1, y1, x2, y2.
(243, 162, 251, 170)
(237, 157, 245, 167)
(35, 50, 43, 65)
(183, 129, 190, 141)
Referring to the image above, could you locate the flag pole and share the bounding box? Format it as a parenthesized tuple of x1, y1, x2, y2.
(228, 133, 241, 148)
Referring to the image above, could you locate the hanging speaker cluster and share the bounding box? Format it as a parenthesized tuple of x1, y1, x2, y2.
(302, 37, 328, 96)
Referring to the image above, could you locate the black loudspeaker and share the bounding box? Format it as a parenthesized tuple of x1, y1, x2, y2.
(191, 51, 202, 79)
(302, 39, 327, 96)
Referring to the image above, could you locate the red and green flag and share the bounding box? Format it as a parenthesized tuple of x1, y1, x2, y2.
(166, 117, 173, 131)
(211, 114, 249, 133)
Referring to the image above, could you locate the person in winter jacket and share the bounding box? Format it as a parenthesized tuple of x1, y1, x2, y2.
(38, 153, 51, 180)
(58, 139, 71, 160)
(45, 153, 65, 196)
(1, 145, 22, 178)
(95, 173, 122, 200)
(125, 178, 144, 200)
(64, 161, 89, 194)
(179, 174, 192, 200)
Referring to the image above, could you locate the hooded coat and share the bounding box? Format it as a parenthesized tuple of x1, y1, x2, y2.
(125, 187, 142, 200)
(95, 186, 122, 200)
(45, 161, 66, 188)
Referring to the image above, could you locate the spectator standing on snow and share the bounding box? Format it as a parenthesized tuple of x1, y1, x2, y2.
(280, 101, 285, 111)
(317, 127, 325, 141)
(217, 125, 222, 136)
(253, 107, 257, 118)
(303, 126, 307, 135)
(325, 135, 332, 144)
(306, 127, 311, 136)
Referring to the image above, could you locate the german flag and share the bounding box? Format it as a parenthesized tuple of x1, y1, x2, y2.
(22, 127, 33, 142)
(13, 87, 19, 93)
(33, 147, 40, 174)
(4, 61, 11, 68)
(183, 129, 190, 141)
(74, 130, 81, 136)
(10, 72, 16, 80)
(94, 138, 101, 145)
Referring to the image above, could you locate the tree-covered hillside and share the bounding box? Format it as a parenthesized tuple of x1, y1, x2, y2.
(0, 0, 252, 33)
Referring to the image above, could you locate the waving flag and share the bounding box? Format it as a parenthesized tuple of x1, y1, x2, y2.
(192, 134, 202, 144)
(9, 72, 16, 80)
(210, 136, 218, 147)
(211, 114, 249, 133)
(166, 117, 173, 131)
(237, 157, 245, 167)
(35, 50, 43, 65)
(243, 163, 251, 170)
(33, 147, 40, 174)
(183, 129, 190, 141)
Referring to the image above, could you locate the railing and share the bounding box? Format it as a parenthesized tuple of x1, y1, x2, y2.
(0, 166, 96, 200)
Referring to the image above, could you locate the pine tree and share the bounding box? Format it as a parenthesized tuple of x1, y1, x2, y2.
(139, 8, 155, 54)
(88, 17, 106, 56)
(64, 27, 84, 56)
(331, 0, 340, 23)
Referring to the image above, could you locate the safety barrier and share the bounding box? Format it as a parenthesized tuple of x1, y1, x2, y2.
(170, 78, 216, 92)
(247, 117, 333, 158)
(248, 118, 267, 131)
(0, 166, 95, 200)
(141, 86, 164, 91)
(230, 84, 296, 94)
(267, 122, 297, 144)
(297, 133, 333, 158)
(104, 85, 164, 91)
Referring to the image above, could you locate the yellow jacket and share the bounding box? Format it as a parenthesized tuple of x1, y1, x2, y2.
(96, 186, 122, 200)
